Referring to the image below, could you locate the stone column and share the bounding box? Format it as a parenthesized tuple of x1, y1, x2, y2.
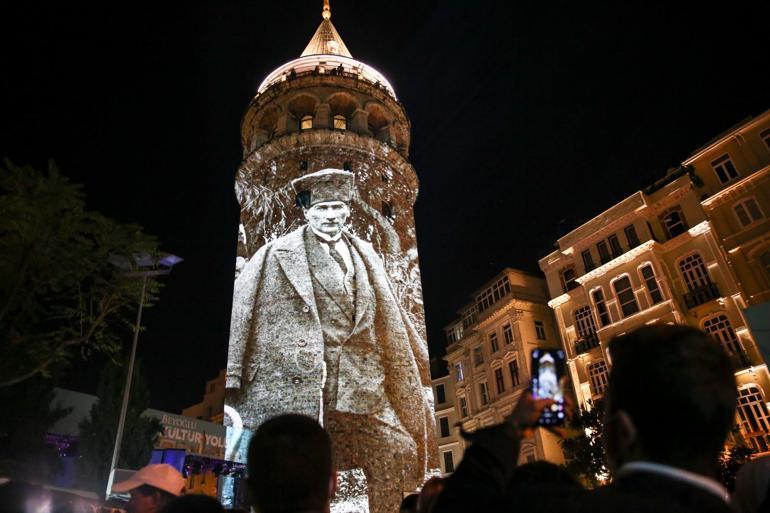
(314, 103, 331, 129)
(276, 113, 294, 135)
(351, 109, 371, 136)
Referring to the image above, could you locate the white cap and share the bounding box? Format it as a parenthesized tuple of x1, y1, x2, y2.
(111, 464, 185, 496)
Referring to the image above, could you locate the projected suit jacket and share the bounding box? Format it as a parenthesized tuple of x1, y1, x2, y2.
(226, 224, 435, 483)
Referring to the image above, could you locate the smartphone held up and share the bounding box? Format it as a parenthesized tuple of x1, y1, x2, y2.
(530, 348, 566, 426)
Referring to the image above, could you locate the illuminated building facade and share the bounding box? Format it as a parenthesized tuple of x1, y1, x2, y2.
(430, 360, 465, 475)
(182, 369, 225, 424)
(538, 108, 770, 453)
(443, 268, 565, 464)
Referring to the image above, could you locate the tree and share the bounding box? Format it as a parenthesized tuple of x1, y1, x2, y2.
(560, 399, 610, 487)
(0, 376, 71, 480)
(0, 159, 161, 388)
(78, 360, 163, 493)
(718, 427, 756, 491)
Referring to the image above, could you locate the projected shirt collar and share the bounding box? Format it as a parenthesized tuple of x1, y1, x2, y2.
(617, 461, 729, 503)
(311, 227, 343, 243)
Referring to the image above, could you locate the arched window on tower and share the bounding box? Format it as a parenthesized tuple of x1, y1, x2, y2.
(382, 202, 395, 223)
(737, 385, 770, 453)
(333, 114, 347, 130)
(300, 115, 313, 130)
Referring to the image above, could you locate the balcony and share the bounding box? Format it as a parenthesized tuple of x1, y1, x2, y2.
(575, 332, 600, 355)
(683, 282, 720, 309)
(730, 350, 753, 371)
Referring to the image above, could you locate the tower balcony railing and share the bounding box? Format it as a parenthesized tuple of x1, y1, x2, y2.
(682, 282, 720, 309)
(575, 332, 600, 355)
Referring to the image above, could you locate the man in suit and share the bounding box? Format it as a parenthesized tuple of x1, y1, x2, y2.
(433, 325, 736, 513)
(226, 169, 435, 513)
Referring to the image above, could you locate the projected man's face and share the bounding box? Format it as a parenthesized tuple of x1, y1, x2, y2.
(304, 200, 350, 237)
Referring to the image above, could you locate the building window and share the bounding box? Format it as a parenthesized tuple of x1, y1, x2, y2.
(435, 384, 446, 404)
(596, 240, 611, 264)
(660, 208, 689, 239)
(559, 266, 578, 293)
(479, 382, 489, 406)
(703, 314, 743, 356)
(300, 115, 313, 130)
(495, 368, 505, 394)
(624, 224, 640, 248)
(473, 346, 484, 366)
(443, 451, 455, 473)
(591, 288, 611, 327)
(333, 114, 347, 129)
(534, 320, 546, 340)
(509, 359, 520, 387)
(582, 249, 595, 272)
(462, 307, 477, 329)
(679, 253, 711, 291)
(489, 332, 499, 353)
(640, 264, 663, 304)
(454, 362, 465, 383)
(439, 416, 450, 437)
(711, 154, 739, 184)
(476, 276, 512, 312)
(761, 251, 770, 279)
(459, 396, 469, 417)
(608, 234, 623, 258)
(574, 305, 597, 339)
(503, 323, 513, 345)
(734, 197, 764, 227)
(381, 202, 395, 222)
(761, 128, 770, 149)
(737, 386, 770, 453)
(587, 360, 609, 397)
(613, 276, 639, 317)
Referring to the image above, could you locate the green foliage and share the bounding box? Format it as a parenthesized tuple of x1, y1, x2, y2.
(718, 434, 756, 491)
(560, 400, 610, 488)
(0, 159, 161, 388)
(0, 377, 71, 480)
(78, 360, 163, 493)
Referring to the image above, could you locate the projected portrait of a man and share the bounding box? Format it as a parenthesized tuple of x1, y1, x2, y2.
(226, 168, 433, 512)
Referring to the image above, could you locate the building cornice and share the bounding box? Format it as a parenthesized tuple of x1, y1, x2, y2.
(682, 109, 770, 166)
(701, 165, 770, 208)
(576, 240, 656, 285)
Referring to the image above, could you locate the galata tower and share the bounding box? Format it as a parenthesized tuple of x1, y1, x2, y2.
(225, 1, 438, 511)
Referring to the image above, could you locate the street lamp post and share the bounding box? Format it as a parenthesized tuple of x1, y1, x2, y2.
(104, 253, 182, 500)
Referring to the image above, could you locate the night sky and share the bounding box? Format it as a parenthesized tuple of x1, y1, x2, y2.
(2, 1, 768, 412)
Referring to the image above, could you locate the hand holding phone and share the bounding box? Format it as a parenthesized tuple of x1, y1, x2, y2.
(530, 349, 566, 426)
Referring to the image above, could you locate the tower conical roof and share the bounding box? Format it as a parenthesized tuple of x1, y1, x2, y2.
(300, 1, 352, 58)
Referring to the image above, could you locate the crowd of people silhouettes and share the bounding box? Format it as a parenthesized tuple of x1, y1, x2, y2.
(3, 324, 769, 513)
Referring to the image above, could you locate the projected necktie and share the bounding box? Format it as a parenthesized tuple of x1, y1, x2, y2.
(320, 240, 348, 275)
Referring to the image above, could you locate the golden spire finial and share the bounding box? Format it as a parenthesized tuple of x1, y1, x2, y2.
(322, 0, 331, 20)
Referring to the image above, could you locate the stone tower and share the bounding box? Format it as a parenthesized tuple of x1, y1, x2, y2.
(225, 2, 437, 511)
(235, 3, 423, 335)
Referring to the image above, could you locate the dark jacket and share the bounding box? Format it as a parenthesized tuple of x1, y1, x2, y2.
(432, 425, 732, 513)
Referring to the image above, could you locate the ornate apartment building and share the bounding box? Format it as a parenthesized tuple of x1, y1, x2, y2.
(443, 268, 565, 464)
(430, 359, 465, 476)
(538, 109, 770, 453)
(183, 369, 226, 424)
